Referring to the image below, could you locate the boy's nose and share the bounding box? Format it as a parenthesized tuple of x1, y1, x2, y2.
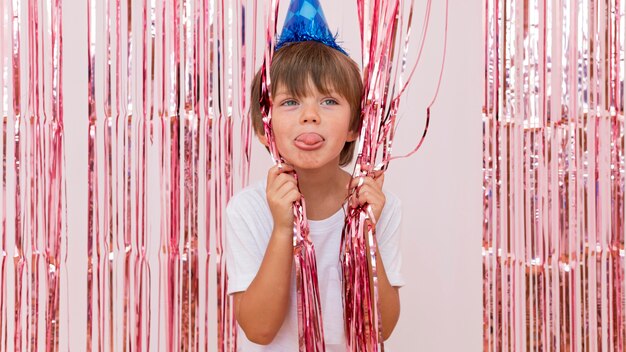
(300, 106, 320, 124)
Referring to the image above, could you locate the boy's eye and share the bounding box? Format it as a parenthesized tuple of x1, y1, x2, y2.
(281, 99, 298, 107)
(322, 99, 339, 106)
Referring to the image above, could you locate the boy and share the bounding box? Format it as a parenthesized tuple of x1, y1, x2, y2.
(224, 4, 405, 351)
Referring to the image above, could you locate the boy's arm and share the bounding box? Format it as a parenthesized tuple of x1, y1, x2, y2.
(233, 164, 300, 345)
(233, 226, 293, 345)
(349, 174, 401, 341)
(366, 232, 401, 341)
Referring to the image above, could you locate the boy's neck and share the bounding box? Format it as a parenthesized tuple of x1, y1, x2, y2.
(293, 162, 351, 221)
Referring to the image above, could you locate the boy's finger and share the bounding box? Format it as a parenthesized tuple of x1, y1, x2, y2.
(349, 175, 380, 190)
(372, 170, 384, 179)
(374, 173, 385, 187)
(276, 171, 296, 182)
(267, 164, 282, 182)
(268, 163, 295, 183)
(348, 176, 366, 189)
(358, 188, 383, 203)
(271, 173, 297, 193)
(277, 163, 294, 172)
(284, 189, 302, 204)
(276, 179, 299, 198)
(357, 183, 375, 196)
(357, 184, 386, 204)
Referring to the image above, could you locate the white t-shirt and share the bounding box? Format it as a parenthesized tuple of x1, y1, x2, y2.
(225, 179, 405, 351)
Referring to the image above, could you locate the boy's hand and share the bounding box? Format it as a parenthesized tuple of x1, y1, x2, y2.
(266, 164, 301, 232)
(348, 171, 386, 222)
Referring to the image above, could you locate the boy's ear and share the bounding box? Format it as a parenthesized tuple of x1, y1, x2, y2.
(256, 132, 269, 147)
(346, 130, 359, 142)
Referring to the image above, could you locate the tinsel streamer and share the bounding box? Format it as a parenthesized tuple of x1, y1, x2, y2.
(121, 0, 134, 348)
(343, 2, 402, 350)
(389, 0, 447, 163)
(216, 0, 225, 344)
(148, 0, 157, 144)
(102, 0, 117, 349)
(483, 0, 625, 350)
(165, 0, 182, 349)
(157, 0, 169, 348)
(26, 0, 41, 349)
(215, 0, 238, 350)
(236, 0, 255, 189)
(0, 0, 7, 348)
(202, 0, 215, 349)
(158, 0, 173, 348)
(343, 0, 448, 350)
(112, 0, 125, 349)
(87, 0, 100, 351)
(134, 0, 151, 349)
(143, 0, 157, 346)
(258, 1, 326, 351)
(157, 0, 168, 348)
(180, 0, 200, 349)
(47, 1, 65, 348)
(11, 0, 24, 350)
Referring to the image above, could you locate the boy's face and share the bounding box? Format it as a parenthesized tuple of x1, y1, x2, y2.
(259, 81, 357, 170)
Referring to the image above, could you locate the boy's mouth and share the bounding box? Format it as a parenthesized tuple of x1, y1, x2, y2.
(294, 133, 325, 151)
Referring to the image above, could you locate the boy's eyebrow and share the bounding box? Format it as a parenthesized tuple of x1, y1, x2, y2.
(272, 86, 290, 96)
(274, 87, 340, 97)
(272, 91, 290, 99)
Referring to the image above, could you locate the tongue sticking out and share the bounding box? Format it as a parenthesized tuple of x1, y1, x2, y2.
(296, 133, 324, 145)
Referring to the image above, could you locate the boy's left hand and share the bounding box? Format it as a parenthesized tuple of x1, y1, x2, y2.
(348, 171, 386, 222)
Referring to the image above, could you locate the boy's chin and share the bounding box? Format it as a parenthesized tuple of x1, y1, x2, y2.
(282, 157, 341, 172)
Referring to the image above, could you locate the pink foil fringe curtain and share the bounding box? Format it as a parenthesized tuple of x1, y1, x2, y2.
(0, 0, 67, 350)
(0, 0, 448, 351)
(1, 0, 259, 350)
(341, 0, 447, 351)
(483, 0, 626, 351)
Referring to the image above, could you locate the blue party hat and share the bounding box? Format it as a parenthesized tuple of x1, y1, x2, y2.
(275, 0, 348, 55)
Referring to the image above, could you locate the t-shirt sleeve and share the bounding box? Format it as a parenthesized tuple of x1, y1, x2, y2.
(225, 193, 267, 295)
(376, 193, 406, 287)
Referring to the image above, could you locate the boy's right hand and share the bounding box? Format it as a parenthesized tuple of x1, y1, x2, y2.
(266, 164, 301, 232)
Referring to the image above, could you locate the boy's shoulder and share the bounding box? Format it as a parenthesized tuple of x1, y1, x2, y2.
(380, 186, 401, 213)
(226, 179, 269, 215)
